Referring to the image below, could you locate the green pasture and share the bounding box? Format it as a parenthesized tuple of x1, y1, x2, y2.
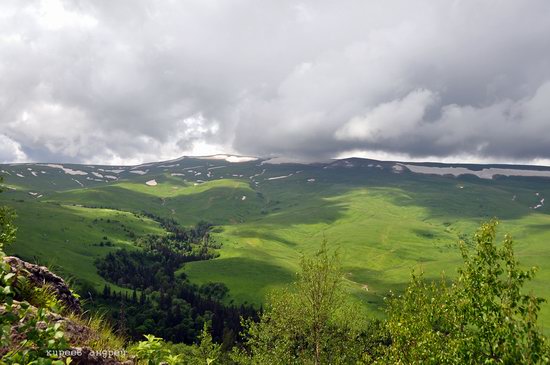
(2, 164, 550, 331)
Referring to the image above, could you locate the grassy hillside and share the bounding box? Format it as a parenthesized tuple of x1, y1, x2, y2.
(3, 193, 164, 290)
(1, 156, 550, 330)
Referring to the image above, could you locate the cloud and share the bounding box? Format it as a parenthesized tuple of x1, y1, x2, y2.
(0, 134, 27, 163)
(336, 82, 550, 160)
(0, 0, 549, 164)
(336, 89, 439, 142)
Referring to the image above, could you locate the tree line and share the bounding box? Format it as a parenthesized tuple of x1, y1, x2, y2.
(92, 220, 258, 347)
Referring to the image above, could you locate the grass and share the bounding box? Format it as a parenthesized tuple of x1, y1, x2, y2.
(3, 198, 164, 291)
(46, 177, 264, 225)
(2, 162, 550, 332)
(183, 178, 550, 329)
(182, 186, 462, 311)
(65, 311, 127, 351)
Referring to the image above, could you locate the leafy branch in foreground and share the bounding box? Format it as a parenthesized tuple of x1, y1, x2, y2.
(381, 220, 550, 364)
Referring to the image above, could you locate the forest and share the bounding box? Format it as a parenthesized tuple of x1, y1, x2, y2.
(92, 219, 258, 346)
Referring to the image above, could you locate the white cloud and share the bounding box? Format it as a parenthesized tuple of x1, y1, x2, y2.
(336, 89, 438, 141)
(0, 0, 550, 164)
(0, 134, 28, 163)
(32, 0, 98, 30)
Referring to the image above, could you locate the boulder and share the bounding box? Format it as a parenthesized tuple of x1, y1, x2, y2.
(3, 256, 81, 313)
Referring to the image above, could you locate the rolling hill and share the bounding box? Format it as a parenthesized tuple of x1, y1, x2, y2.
(1, 155, 550, 329)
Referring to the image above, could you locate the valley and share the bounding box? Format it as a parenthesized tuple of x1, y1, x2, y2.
(2, 155, 550, 331)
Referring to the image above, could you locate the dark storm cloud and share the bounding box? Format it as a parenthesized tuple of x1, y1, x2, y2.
(0, 0, 549, 164)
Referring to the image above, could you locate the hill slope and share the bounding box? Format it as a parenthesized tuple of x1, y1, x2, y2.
(2, 155, 550, 328)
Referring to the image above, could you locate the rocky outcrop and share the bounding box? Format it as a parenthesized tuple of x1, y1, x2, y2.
(1, 256, 133, 364)
(3, 256, 81, 313)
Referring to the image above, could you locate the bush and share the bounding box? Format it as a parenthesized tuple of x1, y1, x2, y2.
(237, 242, 367, 365)
(380, 220, 550, 364)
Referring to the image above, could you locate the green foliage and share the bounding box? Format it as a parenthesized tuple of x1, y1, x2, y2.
(199, 282, 229, 301)
(379, 273, 460, 364)
(13, 277, 64, 313)
(0, 179, 16, 250)
(189, 323, 222, 364)
(0, 183, 69, 364)
(95, 238, 256, 344)
(129, 334, 177, 365)
(1, 306, 69, 364)
(96, 221, 218, 291)
(129, 327, 220, 365)
(0, 206, 16, 250)
(237, 241, 366, 364)
(381, 220, 550, 364)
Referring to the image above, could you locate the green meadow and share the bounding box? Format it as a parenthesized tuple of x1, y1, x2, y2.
(4, 195, 164, 291)
(1, 159, 550, 330)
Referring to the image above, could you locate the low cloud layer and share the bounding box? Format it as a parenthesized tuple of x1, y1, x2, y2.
(1, 0, 549, 164)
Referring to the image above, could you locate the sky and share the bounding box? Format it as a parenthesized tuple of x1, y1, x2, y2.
(1, 0, 550, 165)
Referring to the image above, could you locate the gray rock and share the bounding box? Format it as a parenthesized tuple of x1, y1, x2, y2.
(3, 256, 81, 313)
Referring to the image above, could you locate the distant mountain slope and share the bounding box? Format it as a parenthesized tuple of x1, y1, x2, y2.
(2, 154, 550, 194)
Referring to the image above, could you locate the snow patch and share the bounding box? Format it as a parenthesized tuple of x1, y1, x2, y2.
(241, 195, 247, 201)
(533, 194, 545, 210)
(86, 177, 104, 182)
(197, 155, 257, 163)
(42, 164, 88, 176)
(403, 164, 550, 179)
(392, 164, 405, 173)
(71, 178, 84, 187)
(16, 173, 24, 178)
(250, 169, 266, 179)
(267, 174, 294, 180)
(145, 179, 157, 186)
(129, 170, 148, 175)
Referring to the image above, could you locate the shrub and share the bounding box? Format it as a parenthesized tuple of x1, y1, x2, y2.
(380, 220, 550, 364)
